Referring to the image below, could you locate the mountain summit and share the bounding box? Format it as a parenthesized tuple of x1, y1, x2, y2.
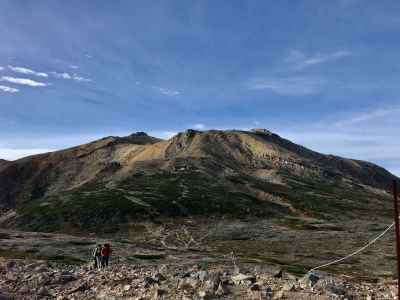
(0, 129, 396, 232)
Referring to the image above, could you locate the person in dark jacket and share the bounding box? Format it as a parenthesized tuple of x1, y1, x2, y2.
(101, 243, 111, 268)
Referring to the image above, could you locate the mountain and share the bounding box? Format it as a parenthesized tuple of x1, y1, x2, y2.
(0, 129, 396, 233)
(0, 159, 10, 170)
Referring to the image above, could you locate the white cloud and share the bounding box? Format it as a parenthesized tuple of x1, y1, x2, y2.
(276, 104, 400, 176)
(0, 85, 19, 93)
(193, 123, 206, 130)
(8, 65, 48, 77)
(70, 65, 79, 69)
(52, 72, 72, 79)
(286, 50, 351, 71)
(249, 77, 324, 96)
(73, 75, 91, 82)
(152, 86, 181, 96)
(0, 148, 55, 161)
(0, 76, 47, 87)
(296, 134, 399, 162)
(247, 49, 350, 96)
(334, 107, 400, 127)
(51, 72, 91, 82)
(281, 130, 399, 176)
(0, 66, 4, 71)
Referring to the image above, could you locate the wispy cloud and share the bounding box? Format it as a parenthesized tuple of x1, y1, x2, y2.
(0, 66, 4, 71)
(51, 72, 91, 82)
(0, 85, 19, 93)
(70, 65, 79, 69)
(278, 103, 400, 176)
(286, 50, 351, 71)
(248, 77, 324, 96)
(8, 65, 48, 77)
(152, 86, 181, 96)
(334, 107, 400, 127)
(0, 76, 48, 87)
(51, 72, 72, 79)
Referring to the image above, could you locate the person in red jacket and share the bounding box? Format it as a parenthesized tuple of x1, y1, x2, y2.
(100, 243, 111, 268)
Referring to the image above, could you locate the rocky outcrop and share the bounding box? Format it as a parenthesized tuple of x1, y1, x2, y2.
(0, 258, 397, 299)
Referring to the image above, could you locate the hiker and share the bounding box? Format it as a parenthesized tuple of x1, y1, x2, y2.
(92, 244, 102, 270)
(101, 243, 111, 268)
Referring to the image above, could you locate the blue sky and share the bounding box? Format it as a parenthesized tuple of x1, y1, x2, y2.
(0, 0, 399, 176)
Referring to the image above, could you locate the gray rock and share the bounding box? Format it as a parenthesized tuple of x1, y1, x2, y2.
(273, 269, 283, 278)
(231, 273, 256, 286)
(198, 270, 208, 282)
(326, 282, 347, 296)
(144, 276, 158, 287)
(5, 261, 15, 270)
(18, 285, 30, 294)
(250, 282, 262, 291)
(281, 281, 296, 292)
(178, 277, 199, 290)
(153, 272, 166, 282)
(37, 274, 50, 285)
(34, 264, 48, 273)
(60, 274, 76, 283)
(37, 286, 49, 296)
(215, 282, 229, 296)
(308, 273, 319, 287)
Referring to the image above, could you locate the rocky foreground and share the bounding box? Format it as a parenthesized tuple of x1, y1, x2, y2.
(0, 258, 397, 299)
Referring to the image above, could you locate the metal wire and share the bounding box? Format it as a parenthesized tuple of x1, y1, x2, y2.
(308, 222, 395, 273)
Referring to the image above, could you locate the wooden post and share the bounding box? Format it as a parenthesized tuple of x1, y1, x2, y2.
(393, 179, 400, 299)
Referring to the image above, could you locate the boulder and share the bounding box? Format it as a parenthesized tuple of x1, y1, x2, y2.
(144, 276, 158, 287)
(231, 273, 256, 286)
(34, 264, 48, 273)
(153, 272, 166, 282)
(325, 282, 347, 296)
(198, 270, 208, 282)
(215, 282, 229, 296)
(178, 277, 200, 290)
(37, 274, 51, 285)
(37, 286, 49, 296)
(281, 281, 296, 292)
(273, 270, 283, 279)
(18, 285, 30, 294)
(272, 289, 284, 300)
(5, 261, 15, 270)
(299, 272, 320, 289)
(250, 282, 262, 291)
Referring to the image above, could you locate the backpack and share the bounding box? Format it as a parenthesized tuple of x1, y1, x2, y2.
(92, 247, 100, 257)
(101, 247, 109, 256)
(101, 246, 109, 257)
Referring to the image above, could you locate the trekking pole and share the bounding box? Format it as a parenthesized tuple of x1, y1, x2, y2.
(392, 179, 400, 299)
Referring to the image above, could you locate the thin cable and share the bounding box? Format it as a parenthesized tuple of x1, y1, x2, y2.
(308, 222, 395, 273)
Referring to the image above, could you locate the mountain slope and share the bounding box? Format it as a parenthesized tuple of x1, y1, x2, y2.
(0, 129, 396, 232)
(0, 159, 10, 171)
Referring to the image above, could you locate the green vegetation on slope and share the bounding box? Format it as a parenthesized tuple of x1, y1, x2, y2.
(16, 171, 281, 232)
